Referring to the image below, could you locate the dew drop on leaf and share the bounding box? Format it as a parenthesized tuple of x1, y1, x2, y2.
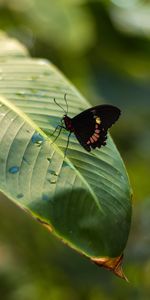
(17, 193, 24, 199)
(9, 166, 20, 174)
(16, 91, 26, 97)
(48, 169, 58, 176)
(42, 194, 50, 201)
(50, 179, 56, 184)
(31, 132, 44, 144)
(23, 156, 29, 164)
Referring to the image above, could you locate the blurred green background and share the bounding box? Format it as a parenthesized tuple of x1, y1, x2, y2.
(0, 0, 150, 299)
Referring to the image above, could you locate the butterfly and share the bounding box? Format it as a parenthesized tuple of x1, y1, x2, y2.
(51, 94, 121, 154)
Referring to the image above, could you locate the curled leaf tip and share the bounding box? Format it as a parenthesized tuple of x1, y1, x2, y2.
(91, 254, 128, 282)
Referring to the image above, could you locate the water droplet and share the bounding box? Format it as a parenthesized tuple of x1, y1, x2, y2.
(120, 175, 125, 181)
(31, 132, 44, 144)
(23, 156, 29, 164)
(50, 179, 56, 184)
(42, 194, 50, 201)
(48, 169, 58, 176)
(9, 166, 20, 174)
(17, 193, 24, 199)
(16, 91, 26, 97)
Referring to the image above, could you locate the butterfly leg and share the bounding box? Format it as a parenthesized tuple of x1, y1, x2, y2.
(50, 124, 62, 137)
(64, 131, 72, 157)
(50, 125, 64, 144)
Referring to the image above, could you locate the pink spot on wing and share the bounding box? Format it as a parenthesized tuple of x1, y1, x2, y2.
(92, 135, 97, 141)
(90, 137, 94, 143)
(94, 133, 99, 138)
(95, 129, 100, 133)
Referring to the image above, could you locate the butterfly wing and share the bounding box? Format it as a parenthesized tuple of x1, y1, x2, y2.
(71, 105, 121, 152)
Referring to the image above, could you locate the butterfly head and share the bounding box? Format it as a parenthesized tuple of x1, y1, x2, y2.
(63, 115, 74, 132)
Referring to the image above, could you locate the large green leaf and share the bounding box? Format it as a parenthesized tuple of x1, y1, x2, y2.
(0, 33, 132, 279)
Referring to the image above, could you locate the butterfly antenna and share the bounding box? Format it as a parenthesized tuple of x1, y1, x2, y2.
(54, 98, 66, 114)
(64, 93, 69, 115)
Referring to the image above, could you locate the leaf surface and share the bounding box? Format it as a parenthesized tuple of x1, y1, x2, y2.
(0, 33, 132, 278)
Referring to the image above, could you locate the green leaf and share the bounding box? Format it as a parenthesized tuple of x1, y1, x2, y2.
(0, 33, 132, 278)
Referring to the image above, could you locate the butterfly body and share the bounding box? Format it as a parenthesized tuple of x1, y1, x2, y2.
(62, 104, 121, 152)
(63, 115, 74, 132)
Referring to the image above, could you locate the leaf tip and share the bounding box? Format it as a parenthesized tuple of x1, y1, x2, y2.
(91, 254, 129, 282)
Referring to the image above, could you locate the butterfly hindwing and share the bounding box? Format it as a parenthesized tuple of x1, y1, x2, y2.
(71, 105, 120, 152)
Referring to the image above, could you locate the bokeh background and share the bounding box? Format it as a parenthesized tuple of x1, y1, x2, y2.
(0, 0, 150, 299)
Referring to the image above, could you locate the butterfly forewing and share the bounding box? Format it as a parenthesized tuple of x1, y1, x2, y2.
(71, 105, 121, 152)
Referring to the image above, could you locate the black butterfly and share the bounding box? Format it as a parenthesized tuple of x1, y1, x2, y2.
(51, 94, 121, 154)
